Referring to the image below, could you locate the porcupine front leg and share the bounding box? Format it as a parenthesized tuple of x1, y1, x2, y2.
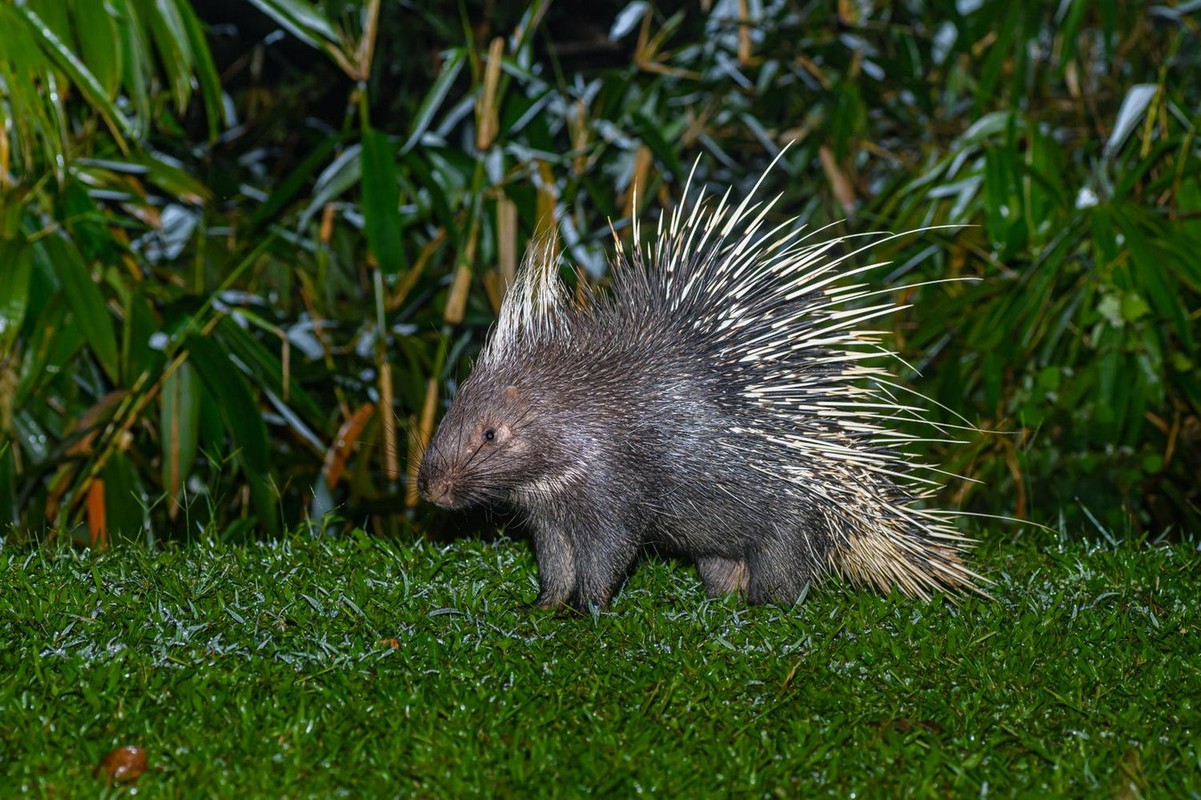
(529, 524, 577, 608)
(569, 532, 639, 610)
(558, 501, 640, 609)
(528, 516, 636, 609)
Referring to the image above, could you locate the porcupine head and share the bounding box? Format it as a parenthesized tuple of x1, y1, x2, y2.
(418, 172, 983, 611)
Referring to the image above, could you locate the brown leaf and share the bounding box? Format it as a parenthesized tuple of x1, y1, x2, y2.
(475, 37, 504, 151)
(86, 479, 108, 551)
(322, 403, 376, 488)
(623, 145, 654, 221)
(442, 265, 473, 324)
(818, 145, 857, 218)
(95, 745, 148, 784)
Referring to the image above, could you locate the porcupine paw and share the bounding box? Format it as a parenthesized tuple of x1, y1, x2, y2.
(566, 584, 614, 613)
(518, 596, 586, 618)
(528, 582, 572, 610)
(696, 556, 749, 597)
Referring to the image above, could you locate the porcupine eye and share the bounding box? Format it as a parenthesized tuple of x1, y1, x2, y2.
(483, 428, 496, 442)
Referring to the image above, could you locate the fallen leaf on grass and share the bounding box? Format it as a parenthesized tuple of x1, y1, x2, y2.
(95, 745, 148, 784)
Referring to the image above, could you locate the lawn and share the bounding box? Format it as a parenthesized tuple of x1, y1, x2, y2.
(1, 531, 1197, 797)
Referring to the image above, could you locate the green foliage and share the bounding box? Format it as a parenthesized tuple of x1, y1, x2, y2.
(1, 533, 1198, 795)
(0, 0, 1197, 544)
(0, 0, 224, 169)
(867, 5, 1201, 534)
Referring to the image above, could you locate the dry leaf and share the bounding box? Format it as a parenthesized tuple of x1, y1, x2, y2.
(95, 745, 148, 784)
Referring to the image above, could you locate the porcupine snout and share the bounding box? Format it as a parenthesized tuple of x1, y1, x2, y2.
(416, 452, 458, 508)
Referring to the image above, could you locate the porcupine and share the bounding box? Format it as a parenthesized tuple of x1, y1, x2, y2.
(417, 164, 983, 609)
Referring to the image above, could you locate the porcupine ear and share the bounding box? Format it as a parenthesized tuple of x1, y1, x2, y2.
(481, 231, 567, 365)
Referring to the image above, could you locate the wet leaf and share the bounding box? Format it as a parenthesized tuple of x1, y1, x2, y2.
(1105, 84, 1157, 158)
(161, 361, 200, 510)
(401, 47, 466, 153)
(43, 236, 120, 385)
(95, 745, 149, 784)
(361, 126, 405, 277)
(0, 237, 32, 355)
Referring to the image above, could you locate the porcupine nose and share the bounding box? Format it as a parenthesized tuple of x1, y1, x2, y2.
(417, 468, 455, 507)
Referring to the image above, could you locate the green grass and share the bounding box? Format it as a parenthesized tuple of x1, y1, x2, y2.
(1, 532, 1198, 797)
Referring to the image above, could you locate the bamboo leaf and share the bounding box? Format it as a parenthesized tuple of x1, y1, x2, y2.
(211, 315, 326, 430)
(361, 126, 405, 277)
(1105, 84, 1157, 159)
(401, 47, 466, 153)
(0, 237, 33, 356)
(175, 0, 228, 136)
(130, 0, 194, 110)
(128, 152, 213, 205)
(0, 5, 61, 170)
(1178, 177, 1201, 248)
(103, 452, 144, 544)
(116, 0, 153, 134)
(633, 112, 685, 181)
(299, 145, 362, 230)
(12, 3, 133, 142)
(0, 443, 15, 528)
(185, 333, 279, 534)
(161, 361, 200, 506)
(1055, 0, 1088, 77)
(244, 0, 342, 50)
(983, 148, 1009, 248)
(185, 334, 269, 474)
(1117, 207, 1193, 349)
(250, 135, 340, 231)
(73, 0, 121, 99)
(15, 299, 84, 406)
(44, 236, 120, 385)
(119, 284, 162, 381)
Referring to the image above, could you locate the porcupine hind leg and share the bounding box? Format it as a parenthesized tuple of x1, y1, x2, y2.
(745, 521, 829, 605)
(696, 556, 749, 597)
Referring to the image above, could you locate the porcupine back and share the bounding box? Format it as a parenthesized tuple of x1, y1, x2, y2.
(419, 166, 983, 607)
